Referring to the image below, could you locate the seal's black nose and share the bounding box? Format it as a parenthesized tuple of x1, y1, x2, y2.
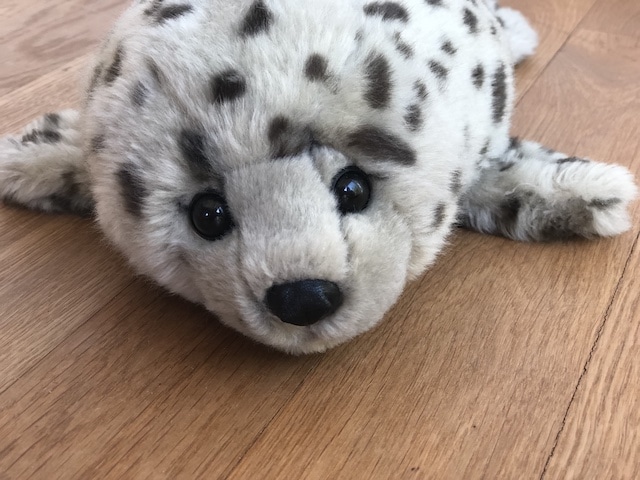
(265, 279, 343, 326)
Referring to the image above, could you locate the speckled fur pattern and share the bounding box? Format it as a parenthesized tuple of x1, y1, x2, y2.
(0, 0, 637, 353)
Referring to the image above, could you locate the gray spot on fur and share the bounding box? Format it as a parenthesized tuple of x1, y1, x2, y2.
(88, 64, 103, 95)
(463, 8, 479, 34)
(557, 156, 589, 165)
(491, 63, 507, 123)
(589, 198, 621, 210)
(44, 113, 61, 128)
(404, 104, 423, 132)
(305, 54, 330, 82)
(132, 81, 149, 107)
(365, 53, 393, 109)
(499, 161, 515, 172)
(450, 169, 463, 194)
(211, 69, 247, 104)
(105, 46, 124, 85)
(178, 129, 215, 179)
(347, 126, 416, 165)
(267, 116, 314, 158)
(429, 60, 448, 83)
(45, 170, 93, 216)
(21, 130, 61, 145)
(145, 1, 194, 23)
(363, 2, 410, 22)
(394, 32, 414, 59)
(441, 40, 456, 55)
(432, 203, 447, 229)
(240, 0, 273, 37)
(91, 135, 106, 153)
(472, 64, 484, 89)
(414, 80, 428, 100)
(117, 163, 148, 218)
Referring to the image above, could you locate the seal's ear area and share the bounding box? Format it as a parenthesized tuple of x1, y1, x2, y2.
(0, 110, 94, 216)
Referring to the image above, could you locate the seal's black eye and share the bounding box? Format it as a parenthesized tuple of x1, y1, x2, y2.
(332, 166, 372, 214)
(189, 192, 234, 241)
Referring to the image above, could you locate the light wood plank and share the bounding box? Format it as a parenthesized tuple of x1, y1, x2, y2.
(506, 0, 599, 100)
(0, 282, 318, 478)
(0, 55, 88, 134)
(0, 0, 127, 96)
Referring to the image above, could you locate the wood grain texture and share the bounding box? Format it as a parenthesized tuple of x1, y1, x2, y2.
(0, 0, 638, 478)
(539, 2, 640, 477)
(0, 1, 124, 96)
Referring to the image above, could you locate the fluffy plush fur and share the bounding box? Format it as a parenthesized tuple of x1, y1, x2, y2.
(0, 0, 636, 353)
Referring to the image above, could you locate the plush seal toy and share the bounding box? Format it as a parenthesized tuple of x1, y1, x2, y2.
(0, 0, 636, 353)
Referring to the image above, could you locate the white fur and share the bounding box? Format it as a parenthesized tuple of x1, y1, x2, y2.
(497, 7, 539, 64)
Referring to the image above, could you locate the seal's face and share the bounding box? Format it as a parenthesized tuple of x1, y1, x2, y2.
(84, 0, 509, 352)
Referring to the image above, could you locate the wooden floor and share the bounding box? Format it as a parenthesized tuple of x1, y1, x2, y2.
(1, 0, 639, 478)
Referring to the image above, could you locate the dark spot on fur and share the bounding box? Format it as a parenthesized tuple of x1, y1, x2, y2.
(156, 3, 193, 22)
(131, 81, 149, 107)
(441, 40, 456, 55)
(557, 156, 589, 165)
(479, 140, 490, 156)
(305, 54, 330, 82)
(450, 169, 463, 194)
(347, 126, 416, 165)
(105, 46, 124, 85)
(88, 64, 103, 95)
(240, 0, 273, 37)
(267, 116, 314, 158)
(91, 135, 106, 153)
(268, 116, 290, 144)
(497, 16, 505, 28)
(365, 53, 393, 109)
(414, 80, 428, 100)
(429, 60, 449, 82)
(178, 129, 214, 178)
(44, 113, 61, 128)
(117, 164, 147, 218)
(363, 2, 410, 22)
(589, 198, 622, 210)
(472, 64, 484, 89)
(508, 137, 521, 151)
(393, 32, 414, 59)
(46, 170, 92, 215)
(499, 161, 515, 172)
(463, 8, 479, 34)
(425, 0, 443, 6)
(145, 1, 193, 22)
(498, 195, 521, 230)
(211, 70, 247, 104)
(491, 63, 508, 123)
(144, 0, 162, 17)
(538, 198, 594, 241)
(490, 25, 497, 35)
(404, 104, 423, 132)
(432, 203, 447, 229)
(147, 59, 164, 86)
(21, 130, 61, 145)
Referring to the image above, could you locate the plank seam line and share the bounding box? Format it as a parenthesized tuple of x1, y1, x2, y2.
(539, 228, 640, 479)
